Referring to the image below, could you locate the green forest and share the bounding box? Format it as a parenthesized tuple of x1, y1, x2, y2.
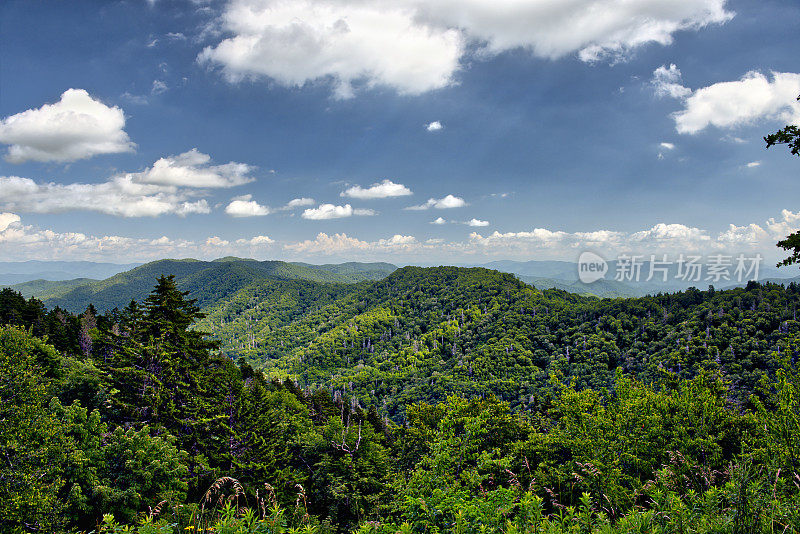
(2, 265, 800, 533)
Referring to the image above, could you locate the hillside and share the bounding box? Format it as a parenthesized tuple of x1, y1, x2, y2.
(3, 267, 800, 532)
(479, 259, 798, 298)
(198, 266, 800, 420)
(38, 258, 397, 312)
(5, 277, 97, 299)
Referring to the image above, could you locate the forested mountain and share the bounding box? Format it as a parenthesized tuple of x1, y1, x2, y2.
(198, 266, 800, 419)
(2, 267, 800, 533)
(475, 259, 797, 298)
(6, 277, 98, 299)
(29, 258, 397, 313)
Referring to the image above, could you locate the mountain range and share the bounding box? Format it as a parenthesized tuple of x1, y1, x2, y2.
(5, 257, 800, 309)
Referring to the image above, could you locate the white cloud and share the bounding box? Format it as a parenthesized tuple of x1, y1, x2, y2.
(136, 148, 255, 188)
(0, 89, 135, 163)
(463, 211, 800, 259)
(285, 232, 417, 254)
(0, 175, 198, 217)
(765, 209, 800, 238)
(341, 179, 412, 199)
(206, 236, 230, 247)
(286, 197, 315, 208)
(0, 214, 277, 262)
(466, 218, 490, 227)
(381, 234, 417, 245)
(746, 161, 761, 168)
(0, 150, 253, 218)
(354, 208, 378, 216)
(201, 0, 732, 98)
(426, 121, 443, 131)
(4, 209, 800, 264)
(718, 223, 769, 246)
(302, 203, 376, 220)
(406, 194, 467, 210)
(721, 134, 747, 144)
(0, 212, 21, 232)
(652, 64, 692, 99)
(662, 70, 800, 134)
(414, 0, 732, 62)
(431, 217, 447, 225)
(120, 92, 150, 105)
(660, 142, 675, 150)
(225, 195, 270, 217)
(151, 80, 169, 95)
(285, 232, 372, 253)
(199, 0, 463, 98)
(176, 200, 212, 216)
(237, 235, 274, 245)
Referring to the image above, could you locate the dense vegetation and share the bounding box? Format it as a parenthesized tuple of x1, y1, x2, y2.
(20, 259, 396, 313)
(203, 267, 800, 420)
(1, 267, 800, 533)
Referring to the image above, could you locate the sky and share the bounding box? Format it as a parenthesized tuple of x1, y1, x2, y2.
(0, 0, 798, 266)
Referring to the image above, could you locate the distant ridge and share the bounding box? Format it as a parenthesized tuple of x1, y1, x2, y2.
(0, 260, 141, 285)
(25, 259, 398, 313)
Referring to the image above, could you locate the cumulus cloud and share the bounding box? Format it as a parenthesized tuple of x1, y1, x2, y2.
(151, 80, 169, 95)
(660, 142, 675, 150)
(302, 203, 376, 220)
(764, 209, 800, 238)
(426, 121, 443, 131)
(431, 217, 447, 225)
(0, 89, 135, 163)
(0, 175, 207, 218)
(0, 214, 187, 261)
(206, 236, 230, 247)
(200, 0, 732, 98)
(199, 0, 463, 98)
(176, 200, 212, 216)
(406, 194, 467, 210)
(237, 235, 274, 245)
(653, 68, 800, 134)
(466, 218, 490, 227)
(465, 211, 800, 259)
(0, 150, 253, 218)
(746, 161, 761, 168)
(285, 197, 315, 208)
(285, 232, 370, 253)
(414, 0, 732, 62)
(0, 213, 281, 262)
(285, 232, 417, 254)
(225, 195, 270, 217)
(280, 210, 800, 261)
(0, 212, 21, 232)
(136, 148, 255, 188)
(4, 209, 800, 263)
(652, 64, 692, 99)
(341, 179, 412, 199)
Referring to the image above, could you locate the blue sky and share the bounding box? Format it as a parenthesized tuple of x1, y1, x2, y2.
(0, 0, 798, 265)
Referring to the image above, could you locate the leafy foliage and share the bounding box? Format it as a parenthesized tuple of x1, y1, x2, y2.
(38, 259, 396, 313)
(2, 267, 800, 533)
(766, 93, 800, 268)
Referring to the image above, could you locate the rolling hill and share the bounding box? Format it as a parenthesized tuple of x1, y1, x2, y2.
(32, 258, 397, 313)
